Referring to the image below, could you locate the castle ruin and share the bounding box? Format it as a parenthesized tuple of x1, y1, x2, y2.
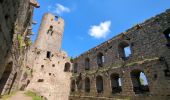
(0, 0, 170, 100)
(69, 9, 170, 100)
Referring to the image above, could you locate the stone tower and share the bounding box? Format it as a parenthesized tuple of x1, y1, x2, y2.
(26, 13, 72, 100)
(34, 13, 64, 52)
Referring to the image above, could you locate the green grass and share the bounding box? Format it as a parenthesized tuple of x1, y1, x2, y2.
(25, 91, 43, 100)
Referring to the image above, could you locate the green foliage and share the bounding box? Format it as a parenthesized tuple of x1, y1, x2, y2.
(140, 78, 144, 85)
(25, 91, 43, 100)
(27, 39, 32, 46)
(17, 34, 25, 50)
(70, 57, 74, 63)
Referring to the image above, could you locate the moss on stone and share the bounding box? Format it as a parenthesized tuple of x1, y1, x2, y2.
(17, 34, 26, 51)
(126, 57, 159, 67)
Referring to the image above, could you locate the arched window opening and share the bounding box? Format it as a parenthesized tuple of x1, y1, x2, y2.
(118, 42, 132, 60)
(8, 72, 17, 94)
(163, 28, 170, 47)
(131, 70, 149, 94)
(110, 73, 122, 94)
(76, 73, 83, 91)
(0, 62, 12, 94)
(71, 80, 76, 92)
(64, 62, 71, 72)
(96, 75, 103, 93)
(85, 77, 90, 93)
(97, 52, 104, 67)
(85, 58, 90, 70)
(73, 63, 78, 73)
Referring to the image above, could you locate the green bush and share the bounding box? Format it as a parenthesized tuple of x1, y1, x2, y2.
(25, 91, 43, 100)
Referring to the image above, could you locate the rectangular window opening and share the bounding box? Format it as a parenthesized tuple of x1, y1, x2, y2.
(47, 51, 51, 58)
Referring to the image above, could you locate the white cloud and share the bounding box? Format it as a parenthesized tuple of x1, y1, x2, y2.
(89, 21, 111, 39)
(48, 3, 70, 15)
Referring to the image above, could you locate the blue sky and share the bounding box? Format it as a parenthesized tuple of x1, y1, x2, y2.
(32, 0, 170, 57)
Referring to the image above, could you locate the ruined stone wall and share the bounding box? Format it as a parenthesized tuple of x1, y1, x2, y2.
(0, 0, 38, 96)
(70, 9, 170, 100)
(26, 13, 72, 100)
(27, 50, 72, 100)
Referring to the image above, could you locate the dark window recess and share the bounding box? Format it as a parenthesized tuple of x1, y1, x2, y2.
(154, 74, 157, 79)
(41, 65, 44, 68)
(64, 62, 71, 72)
(159, 57, 170, 77)
(85, 77, 90, 93)
(159, 57, 165, 61)
(110, 73, 122, 94)
(49, 73, 51, 76)
(96, 75, 103, 93)
(47, 25, 53, 35)
(163, 28, 170, 47)
(5, 14, 9, 20)
(52, 64, 55, 67)
(37, 51, 40, 54)
(97, 52, 104, 67)
(164, 29, 170, 39)
(0, 0, 4, 3)
(47, 51, 51, 58)
(37, 79, 44, 82)
(85, 58, 90, 70)
(109, 46, 112, 49)
(164, 69, 170, 77)
(131, 70, 149, 94)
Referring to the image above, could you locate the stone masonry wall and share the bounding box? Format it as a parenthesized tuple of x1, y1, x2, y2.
(0, 0, 37, 96)
(70, 9, 170, 100)
(34, 13, 64, 53)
